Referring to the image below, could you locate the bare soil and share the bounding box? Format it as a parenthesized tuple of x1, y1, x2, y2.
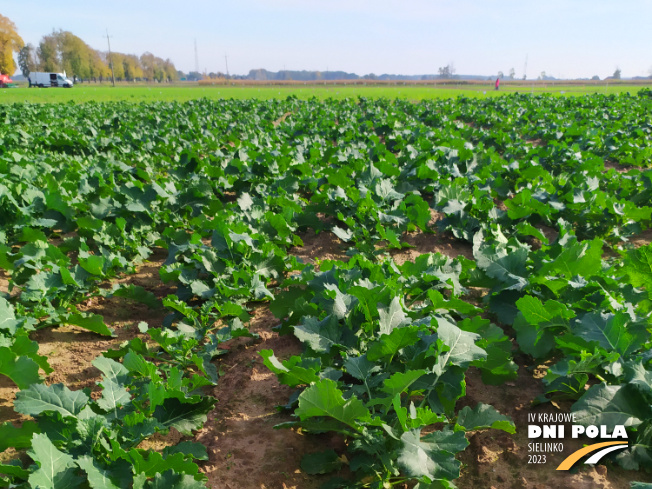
(0, 252, 171, 426)
(273, 112, 293, 127)
(390, 209, 474, 264)
(456, 364, 648, 489)
(603, 160, 647, 173)
(2, 228, 651, 488)
(290, 229, 350, 267)
(630, 228, 652, 248)
(526, 138, 546, 148)
(391, 229, 474, 264)
(0, 270, 8, 296)
(197, 306, 330, 489)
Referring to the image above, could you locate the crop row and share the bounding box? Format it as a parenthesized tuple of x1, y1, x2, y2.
(0, 93, 651, 488)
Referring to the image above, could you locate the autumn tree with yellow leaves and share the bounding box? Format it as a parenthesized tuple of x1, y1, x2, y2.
(0, 14, 24, 75)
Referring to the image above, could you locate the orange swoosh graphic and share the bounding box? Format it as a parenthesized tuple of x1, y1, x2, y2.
(556, 441, 628, 470)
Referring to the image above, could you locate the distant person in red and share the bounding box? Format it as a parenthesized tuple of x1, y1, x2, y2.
(495, 77, 500, 90)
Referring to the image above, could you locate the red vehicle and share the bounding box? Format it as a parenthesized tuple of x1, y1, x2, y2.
(0, 74, 17, 88)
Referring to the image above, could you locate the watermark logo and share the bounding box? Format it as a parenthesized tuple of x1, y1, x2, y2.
(556, 441, 629, 470)
(527, 412, 628, 470)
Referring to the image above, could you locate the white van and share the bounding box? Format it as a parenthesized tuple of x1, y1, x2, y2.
(28, 72, 74, 88)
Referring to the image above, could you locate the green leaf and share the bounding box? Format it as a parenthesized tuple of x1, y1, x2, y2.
(121, 414, 163, 445)
(78, 253, 105, 276)
(488, 290, 522, 324)
(162, 441, 209, 461)
(427, 289, 481, 315)
(513, 313, 556, 358)
(623, 243, 652, 292)
(251, 274, 273, 300)
(28, 433, 83, 489)
(270, 286, 308, 319)
(378, 296, 408, 335)
(0, 297, 20, 334)
(0, 420, 39, 452)
(9, 333, 52, 374)
(20, 227, 48, 243)
(516, 222, 549, 244)
(343, 355, 379, 382)
(436, 319, 486, 368)
(323, 284, 355, 320)
(403, 194, 431, 231)
(538, 238, 603, 278)
(111, 284, 161, 309)
(572, 383, 648, 428)
(66, 313, 115, 337)
(0, 347, 42, 389)
(574, 312, 644, 356)
(393, 395, 409, 432)
(76, 455, 120, 489)
(92, 357, 129, 384)
(76, 216, 103, 232)
(477, 248, 529, 291)
(296, 379, 370, 431)
(457, 317, 517, 384)
(294, 315, 341, 353)
(332, 226, 353, 242)
(153, 398, 217, 436)
(123, 352, 160, 380)
(375, 178, 403, 201)
(454, 403, 515, 433)
(230, 231, 255, 248)
(96, 379, 131, 415)
(407, 403, 446, 428)
(616, 420, 652, 470)
(425, 367, 466, 415)
(133, 471, 148, 489)
(516, 296, 574, 327)
(260, 350, 320, 387)
(442, 199, 467, 215)
(76, 415, 108, 451)
(143, 470, 207, 489)
(380, 370, 427, 398)
(15, 383, 89, 418)
(367, 326, 420, 361)
(127, 450, 200, 479)
(237, 192, 254, 212)
(397, 429, 467, 481)
(267, 213, 292, 240)
(0, 462, 29, 478)
(300, 449, 342, 475)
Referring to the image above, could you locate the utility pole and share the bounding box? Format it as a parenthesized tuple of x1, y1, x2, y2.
(224, 54, 229, 78)
(106, 29, 115, 87)
(194, 39, 200, 75)
(523, 54, 528, 81)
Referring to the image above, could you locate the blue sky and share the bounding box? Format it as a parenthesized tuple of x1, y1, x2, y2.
(4, 1, 652, 79)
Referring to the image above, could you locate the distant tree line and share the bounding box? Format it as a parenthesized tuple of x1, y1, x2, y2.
(19, 30, 178, 82)
(244, 68, 478, 82)
(246, 69, 359, 82)
(0, 14, 178, 82)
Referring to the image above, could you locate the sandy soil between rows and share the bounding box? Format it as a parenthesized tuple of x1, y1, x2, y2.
(1, 226, 651, 488)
